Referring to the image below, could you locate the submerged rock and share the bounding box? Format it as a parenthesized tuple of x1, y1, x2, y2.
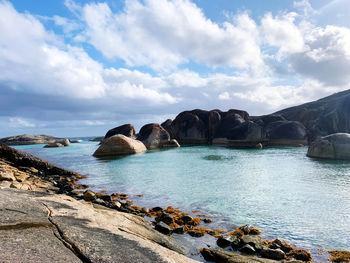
(307, 133, 350, 160)
(93, 135, 147, 157)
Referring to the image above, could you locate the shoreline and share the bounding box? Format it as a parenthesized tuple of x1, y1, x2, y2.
(1, 143, 350, 263)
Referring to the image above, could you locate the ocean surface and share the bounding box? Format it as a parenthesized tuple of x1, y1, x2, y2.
(14, 139, 350, 260)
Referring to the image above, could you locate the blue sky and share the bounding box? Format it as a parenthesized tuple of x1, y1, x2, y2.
(1, 0, 350, 137)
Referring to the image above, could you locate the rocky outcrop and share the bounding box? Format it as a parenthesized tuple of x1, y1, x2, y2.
(275, 89, 350, 142)
(264, 121, 308, 146)
(307, 133, 350, 160)
(44, 138, 70, 148)
(137, 123, 179, 149)
(171, 110, 210, 144)
(170, 109, 255, 145)
(93, 135, 147, 157)
(0, 134, 69, 146)
(104, 124, 136, 140)
(0, 188, 198, 263)
(89, 136, 104, 142)
(161, 119, 174, 138)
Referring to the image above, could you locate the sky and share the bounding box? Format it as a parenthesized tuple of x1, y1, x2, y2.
(1, 0, 350, 137)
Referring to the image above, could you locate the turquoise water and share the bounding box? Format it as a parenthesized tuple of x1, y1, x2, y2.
(14, 141, 350, 256)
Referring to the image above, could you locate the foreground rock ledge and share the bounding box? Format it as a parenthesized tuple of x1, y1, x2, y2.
(0, 188, 198, 263)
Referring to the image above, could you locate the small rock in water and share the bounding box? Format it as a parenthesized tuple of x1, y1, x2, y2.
(155, 222, 172, 235)
(260, 247, 286, 260)
(217, 235, 235, 248)
(269, 238, 293, 253)
(83, 190, 96, 201)
(150, 206, 163, 212)
(203, 218, 213, 223)
(173, 226, 185, 234)
(179, 215, 193, 224)
(239, 244, 256, 254)
(156, 213, 174, 225)
(288, 249, 312, 262)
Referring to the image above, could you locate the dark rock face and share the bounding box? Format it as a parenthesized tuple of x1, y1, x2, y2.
(307, 133, 350, 160)
(275, 89, 350, 141)
(137, 123, 176, 149)
(161, 119, 174, 138)
(170, 109, 252, 145)
(104, 124, 136, 140)
(265, 121, 308, 145)
(171, 110, 209, 144)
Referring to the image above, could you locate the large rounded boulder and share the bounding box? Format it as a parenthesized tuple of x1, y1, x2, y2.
(93, 135, 146, 157)
(171, 111, 209, 144)
(307, 133, 350, 160)
(265, 121, 308, 146)
(137, 123, 178, 149)
(104, 124, 136, 140)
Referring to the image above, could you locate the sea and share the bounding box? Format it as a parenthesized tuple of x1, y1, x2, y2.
(14, 138, 350, 261)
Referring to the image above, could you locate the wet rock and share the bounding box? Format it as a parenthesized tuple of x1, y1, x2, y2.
(239, 244, 256, 254)
(269, 238, 293, 253)
(241, 235, 264, 250)
(201, 248, 289, 263)
(151, 207, 163, 212)
(238, 224, 262, 235)
(217, 235, 235, 248)
(179, 215, 193, 224)
(83, 190, 96, 201)
(230, 235, 242, 249)
(288, 249, 312, 262)
(155, 222, 172, 235)
(156, 213, 174, 225)
(203, 218, 213, 224)
(173, 226, 185, 234)
(260, 247, 286, 260)
(93, 135, 147, 157)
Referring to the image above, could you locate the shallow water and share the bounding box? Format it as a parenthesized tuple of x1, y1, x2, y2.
(14, 141, 350, 257)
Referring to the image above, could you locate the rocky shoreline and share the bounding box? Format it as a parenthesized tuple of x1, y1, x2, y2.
(1, 143, 350, 262)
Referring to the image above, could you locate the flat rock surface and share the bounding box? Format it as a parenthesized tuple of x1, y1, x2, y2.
(0, 188, 199, 263)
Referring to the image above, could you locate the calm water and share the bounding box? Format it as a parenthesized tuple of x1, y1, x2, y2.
(14, 140, 350, 257)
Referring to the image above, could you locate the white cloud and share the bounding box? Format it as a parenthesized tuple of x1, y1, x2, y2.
(9, 117, 35, 128)
(0, 1, 177, 104)
(290, 25, 350, 86)
(261, 12, 305, 56)
(81, 0, 263, 71)
(218, 92, 230, 100)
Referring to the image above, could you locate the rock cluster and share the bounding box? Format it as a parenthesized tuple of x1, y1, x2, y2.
(161, 110, 307, 147)
(202, 224, 312, 263)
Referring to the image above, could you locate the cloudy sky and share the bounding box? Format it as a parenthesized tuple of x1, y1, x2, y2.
(1, 0, 350, 137)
